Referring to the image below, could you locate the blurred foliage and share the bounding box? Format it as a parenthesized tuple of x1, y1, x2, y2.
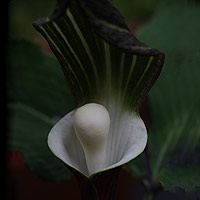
(9, 0, 55, 37)
(113, 0, 159, 22)
(137, 0, 200, 191)
(158, 165, 200, 191)
(7, 38, 75, 181)
(9, 0, 158, 38)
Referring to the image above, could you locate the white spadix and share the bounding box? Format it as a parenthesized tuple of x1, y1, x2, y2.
(74, 103, 110, 175)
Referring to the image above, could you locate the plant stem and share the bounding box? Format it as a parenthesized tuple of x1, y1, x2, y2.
(69, 166, 122, 200)
(144, 143, 153, 190)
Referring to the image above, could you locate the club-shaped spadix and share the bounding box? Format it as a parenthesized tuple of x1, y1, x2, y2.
(74, 103, 110, 175)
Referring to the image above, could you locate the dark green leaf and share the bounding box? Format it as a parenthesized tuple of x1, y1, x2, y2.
(7, 103, 72, 181)
(126, 155, 146, 177)
(137, 0, 200, 189)
(9, 0, 55, 37)
(113, 0, 158, 21)
(7, 38, 75, 118)
(7, 38, 75, 181)
(158, 165, 200, 192)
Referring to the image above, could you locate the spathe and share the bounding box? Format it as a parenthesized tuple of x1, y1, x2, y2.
(48, 104, 147, 177)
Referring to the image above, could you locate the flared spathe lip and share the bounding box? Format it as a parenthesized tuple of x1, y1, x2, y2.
(33, 0, 164, 112)
(48, 105, 147, 177)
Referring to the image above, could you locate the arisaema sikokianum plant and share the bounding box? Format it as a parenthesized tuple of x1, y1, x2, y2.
(32, 0, 164, 199)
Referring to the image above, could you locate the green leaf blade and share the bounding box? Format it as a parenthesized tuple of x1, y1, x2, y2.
(7, 38, 76, 118)
(158, 165, 200, 192)
(7, 38, 75, 181)
(8, 103, 72, 181)
(137, 0, 200, 190)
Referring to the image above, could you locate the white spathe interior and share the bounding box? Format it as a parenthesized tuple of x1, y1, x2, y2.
(48, 105, 147, 177)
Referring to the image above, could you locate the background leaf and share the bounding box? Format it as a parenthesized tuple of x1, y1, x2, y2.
(9, 0, 55, 37)
(113, 0, 158, 22)
(7, 38, 76, 181)
(136, 0, 200, 190)
(7, 38, 75, 118)
(158, 165, 200, 192)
